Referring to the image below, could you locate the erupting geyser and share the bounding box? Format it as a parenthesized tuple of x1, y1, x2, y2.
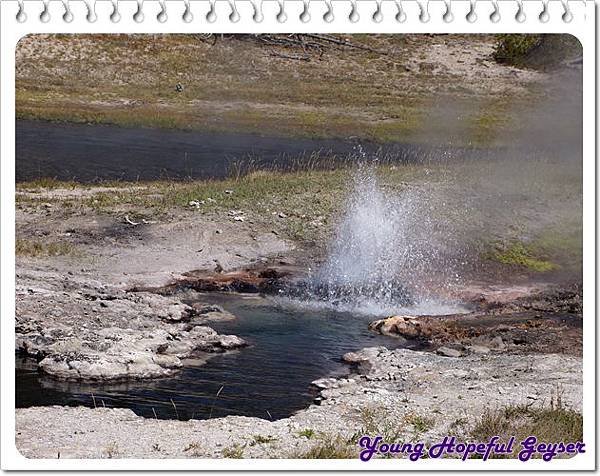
(312, 164, 413, 310)
(284, 161, 465, 316)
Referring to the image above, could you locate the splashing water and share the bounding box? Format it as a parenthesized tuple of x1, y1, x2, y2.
(288, 161, 466, 316)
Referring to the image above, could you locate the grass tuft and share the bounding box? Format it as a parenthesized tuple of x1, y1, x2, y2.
(493, 34, 542, 66)
(15, 239, 76, 257)
(298, 428, 316, 439)
(486, 241, 558, 272)
(221, 443, 245, 459)
(250, 434, 277, 445)
(292, 434, 357, 459)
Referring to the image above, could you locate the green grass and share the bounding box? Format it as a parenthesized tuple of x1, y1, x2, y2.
(15, 165, 420, 246)
(404, 413, 435, 434)
(298, 428, 316, 439)
(532, 227, 582, 272)
(486, 241, 558, 272)
(468, 100, 511, 147)
(16, 162, 581, 273)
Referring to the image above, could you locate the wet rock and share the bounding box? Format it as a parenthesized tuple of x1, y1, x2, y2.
(15, 278, 247, 381)
(342, 351, 369, 364)
(368, 314, 465, 342)
(369, 292, 582, 357)
(188, 303, 236, 322)
(311, 378, 338, 390)
(218, 335, 246, 349)
(368, 315, 433, 338)
(343, 347, 394, 376)
(144, 265, 299, 295)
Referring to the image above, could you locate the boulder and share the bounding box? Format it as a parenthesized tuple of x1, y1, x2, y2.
(368, 315, 448, 340)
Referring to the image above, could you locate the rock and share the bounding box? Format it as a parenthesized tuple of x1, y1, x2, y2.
(278, 212, 287, 219)
(39, 351, 179, 381)
(189, 303, 236, 322)
(311, 378, 338, 390)
(342, 351, 371, 365)
(217, 335, 246, 349)
(342, 347, 388, 374)
(368, 315, 426, 338)
(436, 346, 463, 358)
(16, 280, 247, 381)
(468, 345, 491, 355)
(368, 315, 461, 342)
(489, 336, 506, 350)
(447, 369, 469, 379)
(513, 336, 528, 345)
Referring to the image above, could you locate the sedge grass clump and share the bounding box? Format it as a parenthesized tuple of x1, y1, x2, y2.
(471, 402, 582, 459)
(292, 434, 357, 459)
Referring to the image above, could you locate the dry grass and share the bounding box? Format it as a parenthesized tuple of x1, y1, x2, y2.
(15, 34, 542, 145)
(221, 443, 245, 459)
(15, 238, 76, 257)
(471, 402, 583, 459)
(292, 434, 357, 459)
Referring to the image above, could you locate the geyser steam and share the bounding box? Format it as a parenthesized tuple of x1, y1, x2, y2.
(295, 162, 463, 316)
(314, 165, 411, 307)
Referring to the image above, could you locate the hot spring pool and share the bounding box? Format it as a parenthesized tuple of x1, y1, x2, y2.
(16, 293, 414, 421)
